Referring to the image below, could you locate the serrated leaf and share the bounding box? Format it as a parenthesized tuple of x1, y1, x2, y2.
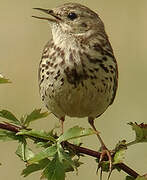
(43, 154, 65, 180)
(35, 129, 57, 148)
(129, 122, 147, 143)
(0, 110, 20, 125)
(64, 159, 83, 173)
(24, 109, 49, 126)
(57, 145, 76, 171)
(72, 137, 82, 146)
(17, 129, 56, 143)
(0, 76, 11, 84)
(0, 129, 21, 141)
(36, 141, 52, 148)
(62, 160, 74, 172)
(58, 126, 95, 143)
(28, 145, 57, 164)
(114, 140, 127, 164)
(126, 176, 135, 180)
(114, 148, 126, 164)
(16, 139, 34, 161)
(22, 158, 49, 177)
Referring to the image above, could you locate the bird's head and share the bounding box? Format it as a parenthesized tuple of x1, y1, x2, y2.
(33, 3, 105, 36)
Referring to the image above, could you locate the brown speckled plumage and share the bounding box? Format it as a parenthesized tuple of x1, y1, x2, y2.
(35, 3, 118, 121)
(34, 3, 118, 154)
(34, 3, 118, 168)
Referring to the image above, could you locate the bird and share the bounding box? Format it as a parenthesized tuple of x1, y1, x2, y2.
(33, 2, 118, 169)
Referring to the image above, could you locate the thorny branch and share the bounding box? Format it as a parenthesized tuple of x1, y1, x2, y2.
(0, 122, 139, 178)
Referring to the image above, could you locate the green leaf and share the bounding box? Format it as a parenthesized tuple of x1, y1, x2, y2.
(114, 148, 126, 164)
(58, 126, 95, 143)
(100, 161, 110, 172)
(129, 122, 147, 143)
(35, 129, 57, 148)
(28, 145, 57, 164)
(43, 154, 65, 180)
(126, 176, 135, 180)
(0, 76, 11, 84)
(57, 145, 76, 171)
(72, 137, 82, 146)
(64, 159, 83, 173)
(0, 110, 20, 125)
(22, 158, 49, 177)
(24, 109, 49, 126)
(114, 140, 127, 164)
(36, 141, 52, 148)
(0, 129, 21, 141)
(16, 139, 34, 161)
(17, 129, 56, 143)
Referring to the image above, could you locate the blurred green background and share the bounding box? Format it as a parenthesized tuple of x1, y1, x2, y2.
(0, 0, 147, 179)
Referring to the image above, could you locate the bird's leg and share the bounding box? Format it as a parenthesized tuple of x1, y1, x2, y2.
(88, 117, 112, 172)
(60, 117, 65, 134)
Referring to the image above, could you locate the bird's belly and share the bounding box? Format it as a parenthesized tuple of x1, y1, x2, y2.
(42, 78, 111, 118)
(60, 86, 109, 117)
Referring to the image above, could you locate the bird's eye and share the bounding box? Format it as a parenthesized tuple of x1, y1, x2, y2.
(67, 12, 78, 20)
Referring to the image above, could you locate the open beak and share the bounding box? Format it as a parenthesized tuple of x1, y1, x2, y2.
(32, 8, 61, 22)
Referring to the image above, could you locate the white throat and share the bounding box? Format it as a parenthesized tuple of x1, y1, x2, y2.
(51, 23, 78, 50)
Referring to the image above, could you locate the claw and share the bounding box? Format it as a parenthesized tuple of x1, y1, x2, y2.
(107, 169, 112, 180)
(100, 168, 103, 180)
(96, 148, 113, 180)
(88, 117, 113, 179)
(98, 148, 113, 170)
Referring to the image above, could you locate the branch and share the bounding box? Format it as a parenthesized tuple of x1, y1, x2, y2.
(0, 122, 21, 132)
(0, 122, 139, 178)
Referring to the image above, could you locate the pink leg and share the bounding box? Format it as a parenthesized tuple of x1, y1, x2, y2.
(88, 117, 112, 172)
(60, 117, 65, 134)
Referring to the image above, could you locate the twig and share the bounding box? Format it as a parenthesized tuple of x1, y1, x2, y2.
(0, 122, 139, 178)
(0, 122, 20, 132)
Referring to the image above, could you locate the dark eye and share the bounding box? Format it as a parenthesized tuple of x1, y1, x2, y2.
(67, 12, 78, 20)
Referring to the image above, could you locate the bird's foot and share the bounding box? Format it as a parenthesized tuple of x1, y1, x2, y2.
(97, 146, 114, 180)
